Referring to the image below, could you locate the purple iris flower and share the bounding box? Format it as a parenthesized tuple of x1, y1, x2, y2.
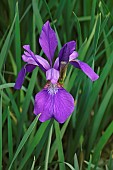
(14, 21, 99, 123)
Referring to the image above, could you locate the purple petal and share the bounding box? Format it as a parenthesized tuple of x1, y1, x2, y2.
(14, 64, 36, 89)
(24, 51, 31, 57)
(53, 88, 74, 123)
(34, 89, 53, 122)
(39, 21, 58, 65)
(70, 60, 99, 81)
(22, 54, 50, 70)
(46, 68, 59, 84)
(58, 41, 76, 63)
(23, 45, 48, 72)
(25, 64, 36, 72)
(22, 54, 37, 65)
(35, 55, 50, 70)
(69, 51, 78, 61)
(53, 58, 59, 70)
(34, 84, 74, 123)
(23, 45, 31, 52)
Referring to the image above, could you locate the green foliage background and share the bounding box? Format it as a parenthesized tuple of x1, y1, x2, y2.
(1, 0, 113, 169)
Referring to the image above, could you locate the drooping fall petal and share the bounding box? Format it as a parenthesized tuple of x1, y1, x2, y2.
(53, 88, 75, 123)
(34, 84, 74, 123)
(14, 64, 36, 89)
(22, 53, 50, 71)
(70, 60, 99, 81)
(23, 45, 47, 72)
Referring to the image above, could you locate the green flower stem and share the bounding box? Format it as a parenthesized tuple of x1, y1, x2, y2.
(44, 123, 53, 170)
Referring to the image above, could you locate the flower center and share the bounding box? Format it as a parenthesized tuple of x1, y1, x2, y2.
(47, 83, 58, 95)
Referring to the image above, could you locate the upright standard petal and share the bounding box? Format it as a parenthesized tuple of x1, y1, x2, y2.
(39, 21, 58, 65)
(14, 64, 36, 89)
(53, 58, 59, 70)
(58, 41, 76, 64)
(70, 60, 99, 81)
(46, 68, 59, 84)
(34, 83, 74, 123)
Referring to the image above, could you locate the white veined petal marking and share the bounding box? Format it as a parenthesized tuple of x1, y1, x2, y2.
(47, 83, 58, 95)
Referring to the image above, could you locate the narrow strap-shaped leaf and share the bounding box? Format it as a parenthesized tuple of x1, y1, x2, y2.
(93, 121, 113, 164)
(87, 83, 113, 155)
(74, 154, 79, 170)
(44, 124, 53, 170)
(75, 49, 113, 148)
(0, 86, 2, 170)
(7, 107, 13, 164)
(32, 0, 43, 33)
(18, 121, 52, 170)
(17, 67, 38, 142)
(15, 2, 21, 73)
(8, 116, 38, 170)
(0, 12, 17, 72)
(54, 121, 66, 170)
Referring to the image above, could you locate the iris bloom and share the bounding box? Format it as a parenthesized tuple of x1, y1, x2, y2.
(14, 21, 99, 123)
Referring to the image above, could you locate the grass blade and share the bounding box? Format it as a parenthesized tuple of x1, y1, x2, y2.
(0, 85, 2, 170)
(18, 121, 52, 170)
(8, 116, 38, 170)
(73, 12, 82, 46)
(0, 13, 17, 72)
(93, 121, 113, 164)
(49, 117, 71, 162)
(64, 162, 75, 170)
(32, 0, 43, 33)
(54, 121, 65, 170)
(44, 124, 53, 170)
(78, 15, 98, 60)
(75, 50, 113, 148)
(15, 2, 21, 73)
(7, 107, 13, 164)
(18, 68, 38, 141)
(90, 0, 97, 31)
(88, 82, 113, 155)
(30, 157, 35, 170)
(74, 153, 79, 170)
